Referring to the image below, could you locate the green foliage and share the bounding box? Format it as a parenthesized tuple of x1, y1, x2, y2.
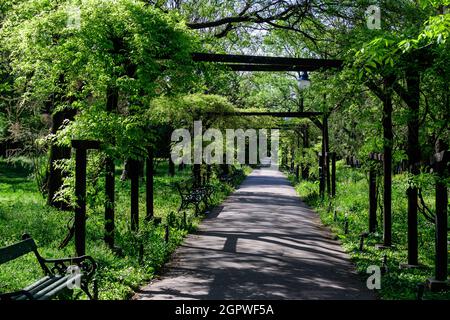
(1, 0, 200, 160)
(2, 0, 197, 99)
(149, 93, 237, 128)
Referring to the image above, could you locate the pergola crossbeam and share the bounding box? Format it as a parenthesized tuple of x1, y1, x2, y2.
(211, 111, 323, 118)
(192, 53, 343, 71)
(223, 64, 332, 72)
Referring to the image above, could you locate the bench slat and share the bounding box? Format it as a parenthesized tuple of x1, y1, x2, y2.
(15, 276, 64, 300)
(33, 275, 70, 300)
(23, 275, 51, 292)
(0, 238, 37, 265)
(38, 274, 82, 300)
(24, 276, 60, 296)
(1, 236, 98, 300)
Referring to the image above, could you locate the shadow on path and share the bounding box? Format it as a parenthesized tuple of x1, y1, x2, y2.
(134, 168, 375, 300)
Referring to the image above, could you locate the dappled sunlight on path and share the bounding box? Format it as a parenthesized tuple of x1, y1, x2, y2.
(134, 168, 375, 300)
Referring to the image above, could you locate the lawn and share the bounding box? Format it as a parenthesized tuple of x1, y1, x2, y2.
(0, 157, 249, 299)
(288, 161, 450, 300)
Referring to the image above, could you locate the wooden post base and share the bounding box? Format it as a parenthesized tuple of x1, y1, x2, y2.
(426, 278, 449, 292)
(375, 244, 394, 250)
(399, 263, 423, 270)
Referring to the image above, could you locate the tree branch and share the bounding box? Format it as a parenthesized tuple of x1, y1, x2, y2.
(392, 81, 415, 107)
(365, 79, 386, 102)
(186, 2, 309, 38)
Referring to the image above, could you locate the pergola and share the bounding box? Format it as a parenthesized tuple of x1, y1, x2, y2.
(194, 52, 343, 197)
(68, 52, 448, 293)
(71, 52, 344, 257)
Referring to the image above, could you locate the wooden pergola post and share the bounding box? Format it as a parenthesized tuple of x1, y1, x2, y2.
(368, 153, 381, 234)
(168, 157, 175, 176)
(129, 159, 140, 231)
(381, 78, 393, 248)
(319, 153, 325, 198)
(366, 76, 394, 249)
(402, 68, 421, 267)
(104, 156, 115, 248)
(324, 116, 331, 196)
(105, 86, 118, 249)
(320, 114, 328, 198)
(295, 133, 301, 180)
(72, 140, 100, 257)
(330, 152, 336, 197)
(427, 150, 449, 291)
(206, 164, 212, 183)
(326, 153, 331, 195)
(301, 124, 309, 179)
(146, 146, 154, 221)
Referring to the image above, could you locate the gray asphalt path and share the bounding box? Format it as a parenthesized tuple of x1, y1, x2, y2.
(134, 167, 375, 300)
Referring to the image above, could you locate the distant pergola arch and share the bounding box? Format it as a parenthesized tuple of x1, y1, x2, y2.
(192, 52, 343, 197)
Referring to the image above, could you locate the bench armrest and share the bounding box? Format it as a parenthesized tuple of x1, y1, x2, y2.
(174, 182, 188, 196)
(43, 255, 97, 279)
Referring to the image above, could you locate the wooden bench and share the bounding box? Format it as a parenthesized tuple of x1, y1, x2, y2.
(197, 184, 215, 208)
(219, 169, 244, 185)
(175, 182, 215, 216)
(219, 173, 233, 184)
(0, 234, 98, 300)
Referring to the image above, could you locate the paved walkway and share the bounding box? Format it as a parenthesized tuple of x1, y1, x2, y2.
(134, 167, 375, 300)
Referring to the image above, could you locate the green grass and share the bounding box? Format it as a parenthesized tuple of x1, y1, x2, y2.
(0, 158, 250, 299)
(287, 161, 450, 300)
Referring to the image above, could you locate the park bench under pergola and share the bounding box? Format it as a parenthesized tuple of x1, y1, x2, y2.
(69, 52, 448, 292)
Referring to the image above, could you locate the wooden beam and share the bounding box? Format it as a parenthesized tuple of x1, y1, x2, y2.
(266, 126, 300, 131)
(224, 64, 328, 72)
(211, 111, 323, 118)
(192, 53, 343, 70)
(71, 140, 101, 150)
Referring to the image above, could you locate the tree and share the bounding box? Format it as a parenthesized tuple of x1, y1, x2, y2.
(1, 0, 198, 208)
